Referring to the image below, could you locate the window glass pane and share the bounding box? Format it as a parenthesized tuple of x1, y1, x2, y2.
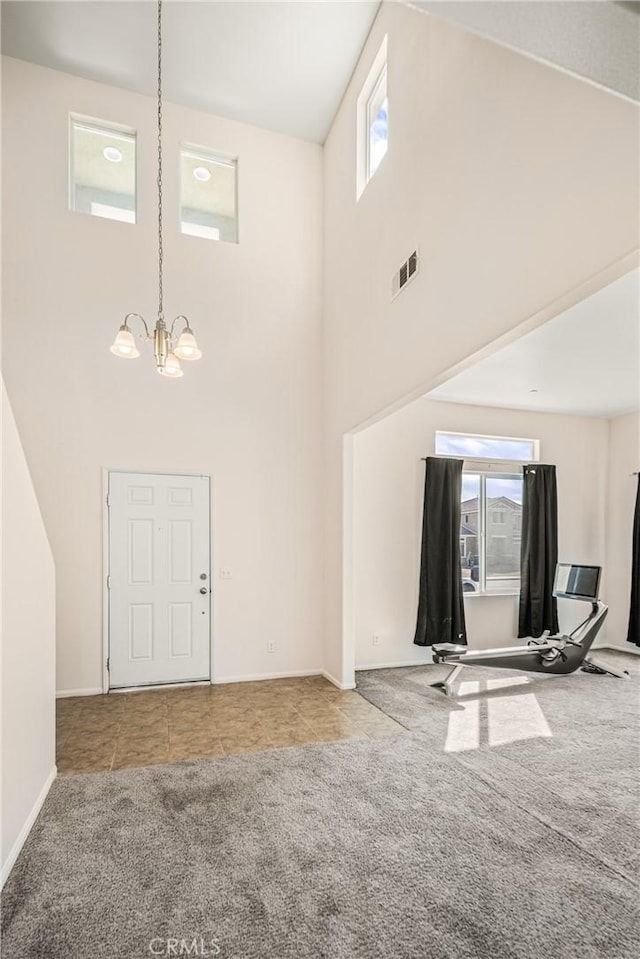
(368, 68, 388, 179)
(180, 148, 237, 243)
(485, 475, 523, 592)
(436, 432, 535, 461)
(70, 119, 136, 223)
(460, 474, 480, 594)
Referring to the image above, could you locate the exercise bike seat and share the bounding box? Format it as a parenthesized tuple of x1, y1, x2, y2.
(432, 643, 467, 657)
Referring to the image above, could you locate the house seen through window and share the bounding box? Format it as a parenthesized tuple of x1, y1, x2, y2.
(435, 431, 538, 595)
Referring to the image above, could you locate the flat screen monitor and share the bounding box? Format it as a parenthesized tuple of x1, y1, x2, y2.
(553, 563, 601, 601)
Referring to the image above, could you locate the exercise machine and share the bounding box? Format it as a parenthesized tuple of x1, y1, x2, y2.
(431, 563, 629, 696)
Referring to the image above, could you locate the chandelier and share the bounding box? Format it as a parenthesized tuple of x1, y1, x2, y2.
(110, 0, 201, 378)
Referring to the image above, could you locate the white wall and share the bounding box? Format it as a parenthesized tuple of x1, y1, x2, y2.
(1, 384, 56, 883)
(353, 398, 609, 668)
(323, 1, 639, 684)
(1, 57, 324, 693)
(604, 412, 640, 648)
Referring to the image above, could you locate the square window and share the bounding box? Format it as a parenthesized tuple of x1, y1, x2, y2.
(180, 147, 237, 243)
(70, 117, 136, 223)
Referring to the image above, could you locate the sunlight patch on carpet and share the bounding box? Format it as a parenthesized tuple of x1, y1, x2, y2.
(445, 678, 552, 752)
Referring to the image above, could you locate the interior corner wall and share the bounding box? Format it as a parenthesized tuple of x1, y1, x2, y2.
(322, 1, 639, 685)
(1, 56, 324, 693)
(353, 398, 609, 667)
(604, 412, 640, 649)
(1, 384, 56, 883)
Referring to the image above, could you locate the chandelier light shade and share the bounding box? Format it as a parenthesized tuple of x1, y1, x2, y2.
(110, 0, 202, 378)
(175, 327, 203, 361)
(110, 323, 140, 359)
(160, 352, 184, 379)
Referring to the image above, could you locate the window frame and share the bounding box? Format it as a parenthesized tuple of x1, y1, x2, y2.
(179, 143, 239, 244)
(433, 429, 539, 598)
(69, 113, 137, 224)
(435, 430, 539, 463)
(366, 62, 388, 183)
(460, 462, 524, 596)
(356, 36, 388, 200)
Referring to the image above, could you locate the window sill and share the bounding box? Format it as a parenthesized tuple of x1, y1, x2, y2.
(464, 590, 520, 598)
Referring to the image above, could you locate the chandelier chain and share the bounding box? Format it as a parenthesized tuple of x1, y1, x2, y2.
(111, 0, 200, 374)
(157, 0, 163, 320)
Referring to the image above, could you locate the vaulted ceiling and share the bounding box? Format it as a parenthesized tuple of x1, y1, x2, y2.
(0, 1, 381, 143)
(3, 1, 637, 148)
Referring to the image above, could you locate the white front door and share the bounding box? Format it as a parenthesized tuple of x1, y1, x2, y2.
(108, 471, 211, 688)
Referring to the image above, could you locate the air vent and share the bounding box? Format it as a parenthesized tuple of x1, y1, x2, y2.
(391, 249, 419, 300)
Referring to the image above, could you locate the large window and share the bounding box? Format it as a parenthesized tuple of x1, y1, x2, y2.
(180, 146, 237, 243)
(460, 472, 524, 595)
(435, 432, 537, 596)
(356, 37, 388, 198)
(70, 116, 136, 223)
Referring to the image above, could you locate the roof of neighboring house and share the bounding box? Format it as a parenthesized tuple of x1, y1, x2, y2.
(461, 496, 521, 511)
(460, 524, 476, 536)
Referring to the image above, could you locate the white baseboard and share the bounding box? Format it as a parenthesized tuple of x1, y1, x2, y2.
(594, 643, 640, 657)
(213, 668, 324, 685)
(63, 672, 328, 695)
(322, 670, 356, 690)
(356, 659, 435, 671)
(1, 765, 57, 889)
(60, 669, 361, 695)
(56, 687, 103, 698)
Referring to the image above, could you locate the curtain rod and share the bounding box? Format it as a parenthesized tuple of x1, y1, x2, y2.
(421, 458, 640, 474)
(420, 456, 526, 466)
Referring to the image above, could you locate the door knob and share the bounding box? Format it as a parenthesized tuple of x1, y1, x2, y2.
(199, 587, 208, 595)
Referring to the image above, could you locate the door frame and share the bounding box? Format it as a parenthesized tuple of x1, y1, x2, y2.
(102, 467, 213, 694)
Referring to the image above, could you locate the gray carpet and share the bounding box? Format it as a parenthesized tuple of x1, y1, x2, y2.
(2, 652, 639, 959)
(357, 651, 640, 878)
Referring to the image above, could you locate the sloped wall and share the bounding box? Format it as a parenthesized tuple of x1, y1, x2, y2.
(1, 384, 56, 883)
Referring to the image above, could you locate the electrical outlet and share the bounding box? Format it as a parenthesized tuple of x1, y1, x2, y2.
(267, 640, 277, 654)
(219, 568, 233, 579)
(372, 634, 380, 647)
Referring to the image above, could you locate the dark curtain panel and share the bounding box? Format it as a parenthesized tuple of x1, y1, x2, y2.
(414, 457, 467, 647)
(518, 464, 559, 639)
(626, 475, 640, 647)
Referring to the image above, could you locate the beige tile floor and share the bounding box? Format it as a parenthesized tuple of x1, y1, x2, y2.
(56, 675, 406, 775)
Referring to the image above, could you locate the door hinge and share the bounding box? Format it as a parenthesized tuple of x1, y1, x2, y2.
(106, 657, 110, 672)
(106, 493, 111, 507)
(107, 574, 111, 589)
